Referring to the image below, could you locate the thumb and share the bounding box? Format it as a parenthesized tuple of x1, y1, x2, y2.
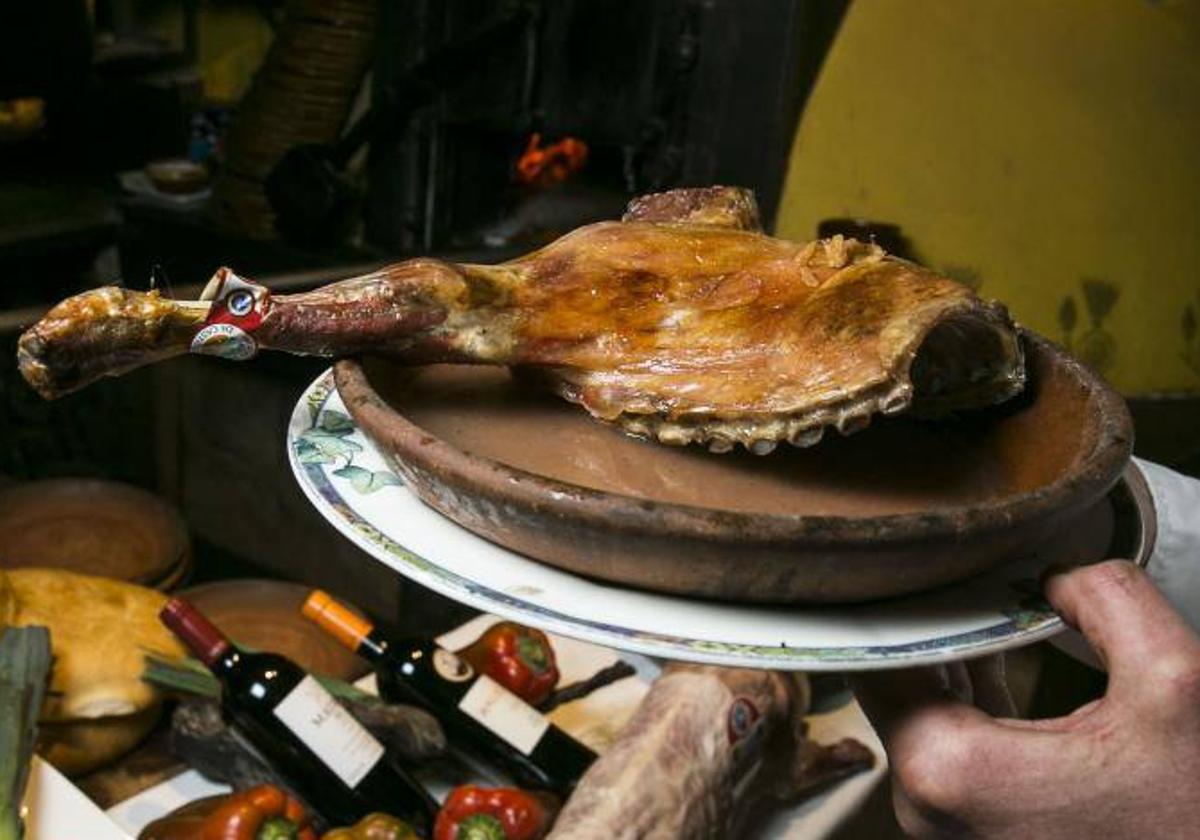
(853, 666, 1055, 825)
(854, 666, 999, 767)
(1043, 559, 1200, 691)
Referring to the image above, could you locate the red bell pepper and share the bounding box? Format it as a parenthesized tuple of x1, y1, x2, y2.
(433, 786, 557, 840)
(138, 784, 316, 840)
(461, 622, 558, 706)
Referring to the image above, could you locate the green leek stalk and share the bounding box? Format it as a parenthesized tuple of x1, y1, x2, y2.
(0, 626, 52, 840)
(142, 652, 374, 702)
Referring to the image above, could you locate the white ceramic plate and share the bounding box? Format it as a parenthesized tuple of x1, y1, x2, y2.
(288, 368, 1150, 671)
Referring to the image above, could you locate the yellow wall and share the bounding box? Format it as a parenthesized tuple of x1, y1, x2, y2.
(776, 0, 1200, 395)
(147, 5, 273, 104)
(195, 8, 273, 104)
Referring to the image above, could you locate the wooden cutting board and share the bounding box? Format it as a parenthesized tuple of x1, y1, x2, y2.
(177, 578, 369, 681)
(0, 479, 189, 587)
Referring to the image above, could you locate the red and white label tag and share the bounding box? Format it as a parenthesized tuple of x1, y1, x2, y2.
(191, 268, 268, 359)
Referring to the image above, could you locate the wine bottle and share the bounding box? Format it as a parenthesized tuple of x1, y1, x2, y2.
(302, 591, 597, 797)
(160, 597, 439, 831)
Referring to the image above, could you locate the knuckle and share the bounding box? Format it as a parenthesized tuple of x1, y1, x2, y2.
(1078, 559, 1142, 596)
(893, 722, 979, 816)
(895, 806, 970, 840)
(1147, 653, 1200, 708)
(896, 757, 967, 817)
(894, 803, 941, 840)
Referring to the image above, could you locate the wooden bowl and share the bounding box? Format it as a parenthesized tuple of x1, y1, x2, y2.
(145, 159, 209, 195)
(333, 332, 1133, 603)
(0, 479, 189, 587)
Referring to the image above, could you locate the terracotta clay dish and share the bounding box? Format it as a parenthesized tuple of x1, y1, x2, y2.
(178, 579, 368, 682)
(0, 479, 189, 589)
(332, 331, 1132, 604)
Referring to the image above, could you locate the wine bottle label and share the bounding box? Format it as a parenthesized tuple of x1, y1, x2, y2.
(433, 648, 475, 683)
(457, 675, 549, 756)
(273, 676, 385, 787)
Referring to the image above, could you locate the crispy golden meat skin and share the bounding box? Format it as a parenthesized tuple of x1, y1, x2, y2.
(16, 286, 208, 400)
(17, 187, 1024, 452)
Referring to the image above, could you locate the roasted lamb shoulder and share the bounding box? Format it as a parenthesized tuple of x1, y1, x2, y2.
(17, 187, 1024, 453)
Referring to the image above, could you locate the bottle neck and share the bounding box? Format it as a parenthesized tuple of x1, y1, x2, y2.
(356, 629, 390, 662)
(302, 590, 400, 664)
(210, 645, 243, 676)
(160, 597, 232, 668)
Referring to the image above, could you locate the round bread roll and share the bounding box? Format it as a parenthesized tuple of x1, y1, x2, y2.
(38, 705, 163, 776)
(0, 568, 186, 721)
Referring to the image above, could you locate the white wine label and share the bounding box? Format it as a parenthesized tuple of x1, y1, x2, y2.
(458, 675, 550, 756)
(274, 676, 385, 788)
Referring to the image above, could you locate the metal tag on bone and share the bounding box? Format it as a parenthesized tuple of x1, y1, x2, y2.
(190, 268, 268, 360)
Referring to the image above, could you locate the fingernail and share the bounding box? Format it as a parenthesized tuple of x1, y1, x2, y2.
(1038, 560, 1085, 588)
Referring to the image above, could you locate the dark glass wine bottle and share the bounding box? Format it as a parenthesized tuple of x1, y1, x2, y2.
(302, 591, 597, 797)
(160, 597, 439, 831)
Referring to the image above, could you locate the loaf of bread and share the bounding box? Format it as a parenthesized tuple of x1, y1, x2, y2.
(38, 706, 163, 776)
(0, 568, 185, 721)
(0, 568, 190, 774)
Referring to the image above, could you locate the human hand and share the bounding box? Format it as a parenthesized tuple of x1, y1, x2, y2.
(855, 560, 1200, 839)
